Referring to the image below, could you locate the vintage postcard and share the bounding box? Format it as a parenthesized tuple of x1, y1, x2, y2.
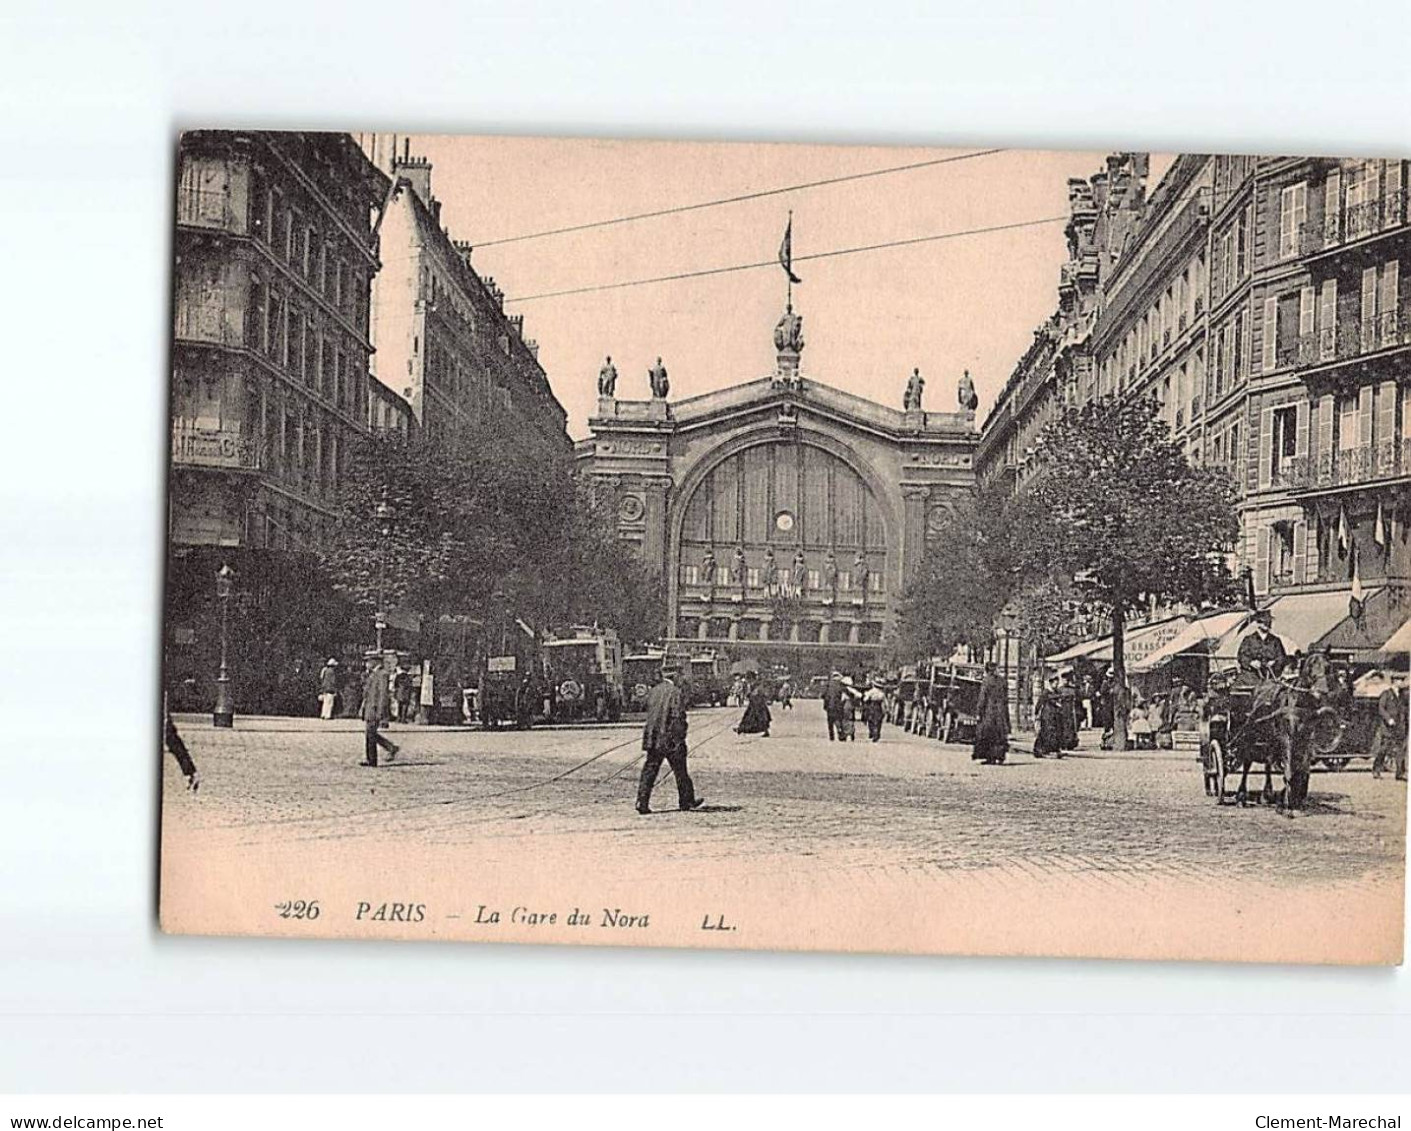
(160, 131, 1408, 963)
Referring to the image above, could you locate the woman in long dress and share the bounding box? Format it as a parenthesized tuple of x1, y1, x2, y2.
(972, 663, 1010, 764)
(735, 675, 772, 736)
(1033, 676, 1064, 759)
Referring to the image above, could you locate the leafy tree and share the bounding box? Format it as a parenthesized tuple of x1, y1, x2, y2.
(1014, 395, 1239, 749)
(320, 425, 663, 655)
(894, 482, 1017, 661)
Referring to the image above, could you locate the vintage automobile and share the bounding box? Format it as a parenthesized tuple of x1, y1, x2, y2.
(621, 648, 666, 714)
(542, 626, 625, 723)
(917, 659, 985, 743)
(683, 649, 731, 708)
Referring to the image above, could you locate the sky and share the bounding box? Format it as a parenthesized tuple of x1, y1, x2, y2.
(404, 135, 1172, 440)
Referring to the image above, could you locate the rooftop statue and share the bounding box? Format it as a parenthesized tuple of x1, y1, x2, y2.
(648, 357, 670, 400)
(903, 367, 925, 412)
(597, 355, 617, 398)
(958, 368, 979, 412)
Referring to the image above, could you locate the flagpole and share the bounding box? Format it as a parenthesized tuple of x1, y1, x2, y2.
(786, 209, 793, 312)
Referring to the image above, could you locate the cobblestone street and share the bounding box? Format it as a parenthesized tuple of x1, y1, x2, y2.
(160, 699, 1407, 962)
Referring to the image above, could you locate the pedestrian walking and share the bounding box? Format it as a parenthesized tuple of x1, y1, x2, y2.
(636, 665, 703, 814)
(1033, 675, 1064, 759)
(735, 672, 772, 736)
(861, 680, 886, 742)
(392, 660, 415, 723)
(972, 662, 1009, 764)
(837, 676, 859, 741)
(162, 691, 199, 791)
(360, 654, 400, 767)
(1370, 683, 1408, 781)
(822, 671, 845, 741)
(778, 678, 793, 709)
(318, 658, 340, 720)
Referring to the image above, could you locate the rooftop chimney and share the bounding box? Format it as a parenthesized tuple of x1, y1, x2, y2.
(392, 153, 434, 210)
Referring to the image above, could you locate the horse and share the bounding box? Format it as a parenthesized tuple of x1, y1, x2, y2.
(1218, 654, 1337, 813)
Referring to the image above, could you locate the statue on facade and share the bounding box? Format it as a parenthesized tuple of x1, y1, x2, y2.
(903, 367, 925, 412)
(700, 546, 717, 587)
(791, 549, 808, 593)
(958, 368, 979, 412)
(762, 546, 777, 590)
(773, 306, 805, 355)
(597, 355, 618, 398)
(822, 548, 838, 593)
(648, 357, 670, 399)
(853, 548, 870, 597)
(731, 545, 747, 587)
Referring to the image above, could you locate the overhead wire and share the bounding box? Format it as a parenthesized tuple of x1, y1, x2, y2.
(472, 148, 1006, 248)
(501, 214, 1069, 305)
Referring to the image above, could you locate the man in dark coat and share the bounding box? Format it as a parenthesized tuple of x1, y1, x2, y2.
(1371, 683, 1408, 781)
(1033, 675, 1064, 759)
(636, 667, 703, 814)
(360, 655, 400, 767)
(1236, 609, 1288, 680)
(972, 662, 1010, 764)
(822, 671, 845, 741)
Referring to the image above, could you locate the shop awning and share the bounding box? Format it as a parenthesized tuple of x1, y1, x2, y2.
(1046, 615, 1188, 666)
(1213, 590, 1375, 661)
(1315, 587, 1407, 658)
(1380, 615, 1411, 657)
(1129, 610, 1249, 673)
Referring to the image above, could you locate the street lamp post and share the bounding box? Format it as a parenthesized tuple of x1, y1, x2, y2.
(212, 563, 236, 728)
(374, 496, 393, 653)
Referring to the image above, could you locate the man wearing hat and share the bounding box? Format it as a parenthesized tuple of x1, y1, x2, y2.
(1236, 608, 1287, 682)
(360, 653, 400, 767)
(318, 657, 340, 720)
(822, 671, 846, 741)
(636, 663, 704, 814)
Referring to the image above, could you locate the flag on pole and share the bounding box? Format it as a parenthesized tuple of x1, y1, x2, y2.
(1337, 504, 1350, 556)
(1349, 543, 1365, 622)
(778, 214, 802, 285)
(1374, 500, 1386, 547)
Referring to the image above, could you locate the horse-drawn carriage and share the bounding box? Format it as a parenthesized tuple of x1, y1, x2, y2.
(1199, 659, 1347, 809)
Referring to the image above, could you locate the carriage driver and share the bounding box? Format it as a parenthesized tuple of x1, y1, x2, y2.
(1235, 608, 1288, 684)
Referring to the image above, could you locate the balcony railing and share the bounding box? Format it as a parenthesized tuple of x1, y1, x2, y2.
(1293, 311, 1409, 372)
(1272, 438, 1411, 492)
(1299, 189, 1408, 255)
(176, 186, 240, 231)
(174, 299, 242, 346)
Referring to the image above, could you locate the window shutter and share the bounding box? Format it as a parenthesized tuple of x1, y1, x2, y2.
(1293, 521, 1307, 585)
(1324, 170, 1342, 241)
(1258, 404, 1274, 489)
(1299, 285, 1315, 339)
(1261, 295, 1278, 371)
(1380, 259, 1400, 346)
(1385, 160, 1405, 226)
(1296, 398, 1310, 458)
(1255, 525, 1271, 595)
(1361, 267, 1378, 352)
(1319, 279, 1338, 359)
(1317, 394, 1335, 468)
(1358, 386, 1374, 454)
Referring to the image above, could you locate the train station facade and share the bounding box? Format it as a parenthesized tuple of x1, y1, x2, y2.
(575, 309, 978, 677)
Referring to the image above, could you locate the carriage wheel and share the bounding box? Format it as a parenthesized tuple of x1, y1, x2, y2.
(1321, 758, 1349, 773)
(1208, 737, 1228, 804)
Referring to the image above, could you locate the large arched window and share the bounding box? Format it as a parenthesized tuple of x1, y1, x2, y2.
(677, 441, 887, 590)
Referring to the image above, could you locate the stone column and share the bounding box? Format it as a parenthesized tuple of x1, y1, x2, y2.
(728, 617, 739, 641)
(697, 619, 709, 641)
(847, 621, 860, 645)
(902, 484, 932, 582)
(818, 620, 830, 645)
(642, 475, 672, 577)
(760, 617, 772, 643)
(594, 474, 622, 518)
